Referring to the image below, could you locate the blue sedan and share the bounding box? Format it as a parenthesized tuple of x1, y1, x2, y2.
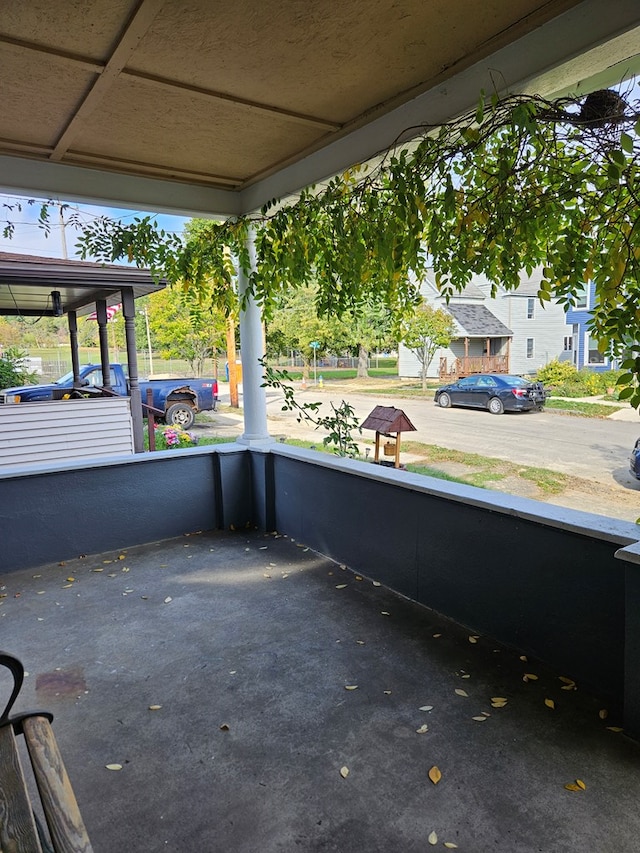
(434, 374, 546, 415)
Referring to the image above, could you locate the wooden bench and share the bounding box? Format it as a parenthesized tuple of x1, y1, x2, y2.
(0, 652, 93, 852)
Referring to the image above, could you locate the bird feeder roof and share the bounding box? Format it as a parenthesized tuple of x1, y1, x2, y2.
(360, 405, 417, 434)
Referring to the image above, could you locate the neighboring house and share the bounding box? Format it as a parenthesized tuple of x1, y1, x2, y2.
(562, 282, 618, 371)
(398, 268, 569, 379)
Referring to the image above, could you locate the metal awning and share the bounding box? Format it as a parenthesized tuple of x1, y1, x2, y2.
(0, 252, 165, 317)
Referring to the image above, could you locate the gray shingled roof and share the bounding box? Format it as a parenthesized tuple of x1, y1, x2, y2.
(447, 304, 512, 337)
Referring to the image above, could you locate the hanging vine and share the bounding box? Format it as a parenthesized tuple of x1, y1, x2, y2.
(72, 86, 640, 401)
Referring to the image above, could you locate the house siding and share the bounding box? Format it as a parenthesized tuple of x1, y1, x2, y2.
(399, 270, 568, 378)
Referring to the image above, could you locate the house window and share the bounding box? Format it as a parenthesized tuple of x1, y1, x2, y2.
(573, 285, 588, 309)
(526, 338, 534, 358)
(586, 334, 605, 365)
(563, 337, 573, 351)
(527, 298, 535, 319)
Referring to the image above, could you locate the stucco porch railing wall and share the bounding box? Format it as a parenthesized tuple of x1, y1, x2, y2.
(2, 443, 639, 735)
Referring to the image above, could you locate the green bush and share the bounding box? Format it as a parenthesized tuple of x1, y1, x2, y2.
(535, 360, 622, 397)
(0, 347, 37, 389)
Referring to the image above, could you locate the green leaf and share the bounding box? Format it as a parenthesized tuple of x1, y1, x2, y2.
(621, 133, 634, 154)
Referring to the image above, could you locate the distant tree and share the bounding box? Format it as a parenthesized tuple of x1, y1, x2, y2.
(147, 286, 226, 375)
(0, 347, 37, 388)
(398, 302, 456, 391)
(338, 302, 396, 378)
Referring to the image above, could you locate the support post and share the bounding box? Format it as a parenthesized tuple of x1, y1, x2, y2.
(122, 287, 144, 453)
(68, 311, 80, 384)
(96, 300, 112, 389)
(236, 227, 271, 446)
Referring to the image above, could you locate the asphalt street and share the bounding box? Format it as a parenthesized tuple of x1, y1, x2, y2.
(264, 386, 640, 492)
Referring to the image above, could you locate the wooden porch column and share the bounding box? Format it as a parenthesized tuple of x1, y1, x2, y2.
(122, 287, 144, 453)
(96, 300, 112, 390)
(68, 311, 80, 384)
(464, 337, 469, 359)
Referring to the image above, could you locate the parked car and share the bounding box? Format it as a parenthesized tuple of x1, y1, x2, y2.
(630, 439, 640, 480)
(434, 374, 546, 415)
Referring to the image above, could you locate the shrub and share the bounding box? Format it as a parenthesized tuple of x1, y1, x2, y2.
(0, 347, 37, 389)
(535, 360, 623, 397)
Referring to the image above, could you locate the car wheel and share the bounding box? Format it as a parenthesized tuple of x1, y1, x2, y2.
(488, 397, 504, 415)
(438, 392, 451, 409)
(165, 402, 195, 429)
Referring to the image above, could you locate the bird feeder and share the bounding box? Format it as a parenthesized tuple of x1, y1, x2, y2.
(360, 405, 417, 469)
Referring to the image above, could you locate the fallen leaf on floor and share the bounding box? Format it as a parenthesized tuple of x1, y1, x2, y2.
(164, 596, 172, 603)
(444, 843, 458, 849)
(433, 633, 442, 638)
(335, 584, 347, 589)
(339, 564, 346, 570)
(118, 555, 126, 560)
(259, 546, 268, 550)
(122, 567, 130, 573)
(419, 705, 434, 712)
(58, 561, 66, 566)
(599, 709, 608, 720)
(523, 673, 538, 682)
(219, 723, 230, 731)
(545, 698, 555, 709)
(561, 682, 576, 691)
(461, 674, 471, 679)
(491, 698, 508, 708)
(106, 764, 122, 771)
(468, 636, 479, 643)
(62, 583, 73, 589)
(416, 724, 429, 734)
(428, 766, 442, 785)
(92, 568, 104, 573)
(519, 655, 528, 662)
(355, 576, 363, 581)
(148, 705, 162, 711)
(344, 685, 358, 691)
(340, 766, 349, 778)
(281, 574, 289, 579)
(428, 830, 438, 845)
(576, 779, 586, 790)
(606, 726, 623, 733)
(36, 591, 45, 595)
(564, 782, 582, 792)
(381, 611, 390, 616)
(356, 640, 365, 645)
(263, 573, 271, 578)
(455, 689, 468, 697)
(383, 690, 391, 695)
(372, 581, 381, 587)
(472, 716, 486, 722)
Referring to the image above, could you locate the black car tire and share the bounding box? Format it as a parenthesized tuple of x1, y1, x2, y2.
(488, 397, 504, 415)
(438, 392, 451, 409)
(165, 402, 195, 429)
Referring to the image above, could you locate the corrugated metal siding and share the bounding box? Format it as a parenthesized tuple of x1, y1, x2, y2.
(0, 398, 134, 469)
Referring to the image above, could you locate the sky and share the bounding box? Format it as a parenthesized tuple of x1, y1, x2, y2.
(0, 194, 190, 262)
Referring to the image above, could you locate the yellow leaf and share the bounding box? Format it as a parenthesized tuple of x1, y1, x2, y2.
(340, 766, 349, 778)
(472, 715, 487, 721)
(428, 766, 442, 785)
(148, 705, 162, 711)
(444, 844, 459, 849)
(433, 633, 442, 638)
(544, 698, 555, 709)
(523, 673, 538, 681)
(419, 705, 434, 711)
(62, 583, 73, 589)
(355, 576, 363, 581)
(219, 723, 230, 731)
(381, 611, 390, 616)
(491, 697, 507, 703)
(468, 636, 478, 644)
(344, 685, 358, 691)
(335, 584, 347, 589)
(606, 726, 623, 732)
(564, 783, 581, 791)
(599, 709, 608, 720)
(66, 577, 75, 582)
(559, 676, 573, 684)
(561, 683, 576, 691)
(576, 779, 586, 790)
(519, 655, 528, 662)
(118, 554, 126, 560)
(105, 764, 122, 771)
(455, 689, 468, 697)
(92, 568, 104, 573)
(416, 724, 429, 734)
(428, 830, 438, 845)
(372, 580, 381, 587)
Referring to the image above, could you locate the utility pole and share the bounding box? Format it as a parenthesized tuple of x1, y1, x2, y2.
(58, 204, 68, 259)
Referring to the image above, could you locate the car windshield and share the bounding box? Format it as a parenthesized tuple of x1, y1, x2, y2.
(54, 370, 75, 385)
(500, 376, 530, 388)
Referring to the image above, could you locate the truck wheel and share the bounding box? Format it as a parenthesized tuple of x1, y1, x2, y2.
(165, 403, 195, 429)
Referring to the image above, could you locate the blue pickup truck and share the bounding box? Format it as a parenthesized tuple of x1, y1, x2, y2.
(0, 363, 218, 429)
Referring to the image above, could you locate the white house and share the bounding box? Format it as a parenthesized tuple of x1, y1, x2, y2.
(398, 268, 569, 379)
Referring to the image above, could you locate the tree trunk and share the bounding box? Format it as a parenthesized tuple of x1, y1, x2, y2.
(357, 344, 369, 378)
(421, 366, 428, 393)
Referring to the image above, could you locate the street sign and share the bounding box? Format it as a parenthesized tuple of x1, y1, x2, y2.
(310, 341, 320, 349)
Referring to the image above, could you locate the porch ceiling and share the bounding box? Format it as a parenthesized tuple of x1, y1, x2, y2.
(0, 0, 639, 217)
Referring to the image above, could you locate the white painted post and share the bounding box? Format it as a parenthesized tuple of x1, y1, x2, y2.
(237, 227, 272, 446)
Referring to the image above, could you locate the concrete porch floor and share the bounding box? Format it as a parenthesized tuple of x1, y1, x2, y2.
(1, 530, 639, 853)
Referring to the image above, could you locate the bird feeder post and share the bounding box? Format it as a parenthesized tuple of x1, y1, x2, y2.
(361, 406, 417, 470)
